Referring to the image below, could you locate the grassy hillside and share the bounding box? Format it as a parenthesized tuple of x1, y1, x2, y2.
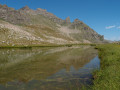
(0, 19, 78, 46)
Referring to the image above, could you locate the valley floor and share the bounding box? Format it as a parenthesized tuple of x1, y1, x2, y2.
(92, 44, 120, 90)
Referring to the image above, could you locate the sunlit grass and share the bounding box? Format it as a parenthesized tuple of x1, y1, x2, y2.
(92, 44, 120, 90)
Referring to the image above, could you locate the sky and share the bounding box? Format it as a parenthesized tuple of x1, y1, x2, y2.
(0, 0, 120, 41)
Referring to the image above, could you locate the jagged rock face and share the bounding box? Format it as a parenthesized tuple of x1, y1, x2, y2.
(0, 5, 31, 24)
(67, 18, 104, 42)
(20, 6, 30, 10)
(0, 5, 64, 25)
(0, 4, 105, 44)
(19, 6, 64, 24)
(69, 19, 85, 29)
(65, 16, 70, 23)
(61, 16, 71, 25)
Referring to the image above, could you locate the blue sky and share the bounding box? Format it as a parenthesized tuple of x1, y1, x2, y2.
(0, 0, 120, 41)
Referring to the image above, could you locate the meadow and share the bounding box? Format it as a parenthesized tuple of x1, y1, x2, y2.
(92, 44, 120, 90)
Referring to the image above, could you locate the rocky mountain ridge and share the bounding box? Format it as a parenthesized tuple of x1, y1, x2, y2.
(0, 4, 105, 46)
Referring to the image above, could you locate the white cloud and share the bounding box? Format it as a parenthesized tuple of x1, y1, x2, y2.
(117, 26, 120, 29)
(105, 25, 116, 29)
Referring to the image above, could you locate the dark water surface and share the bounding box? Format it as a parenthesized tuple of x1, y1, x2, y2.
(0, 46, 100, 90)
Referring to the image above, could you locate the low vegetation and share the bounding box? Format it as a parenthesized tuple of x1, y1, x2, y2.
(92, 44, 120, 90)
(0, 43, 97, 48)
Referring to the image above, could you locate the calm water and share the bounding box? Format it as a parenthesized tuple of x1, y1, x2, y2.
(0, 46, 100, 90)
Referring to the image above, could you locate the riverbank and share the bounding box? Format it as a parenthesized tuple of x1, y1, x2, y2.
(0, 43, 97, 48)
(92, 44, 120, 90)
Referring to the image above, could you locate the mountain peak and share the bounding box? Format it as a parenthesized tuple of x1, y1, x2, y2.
(0, 4, 8, 8)
(74, 19, 81, 22)
(2, 4, 8, 7)
(37, 8, 47, 12)
(20, 6, 30, 10)
(73, 19, 84, 24)
(65, 16, 70, 23)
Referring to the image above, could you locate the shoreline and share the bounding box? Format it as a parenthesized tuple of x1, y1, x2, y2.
(92, 44, 120, 89)
(0, 43, 97, 48)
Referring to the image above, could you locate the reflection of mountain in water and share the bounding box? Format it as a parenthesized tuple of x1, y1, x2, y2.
(0, 46, 99, 89)
(26, 56, 99, 90)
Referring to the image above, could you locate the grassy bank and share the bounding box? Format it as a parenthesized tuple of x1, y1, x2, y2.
(92, 44, 120, 90)
(0, 43, 97, 48)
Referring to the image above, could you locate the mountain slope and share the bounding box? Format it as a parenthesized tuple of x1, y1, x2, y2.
(0, 4, 104, 46)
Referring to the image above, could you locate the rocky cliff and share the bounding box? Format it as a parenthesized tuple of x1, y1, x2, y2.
(0, 4, 104, 46)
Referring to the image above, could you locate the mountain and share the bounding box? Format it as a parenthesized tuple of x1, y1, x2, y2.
(0, 4, 105, 46)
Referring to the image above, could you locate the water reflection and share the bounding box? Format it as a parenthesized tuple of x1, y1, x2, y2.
(0, 46, 100, 90)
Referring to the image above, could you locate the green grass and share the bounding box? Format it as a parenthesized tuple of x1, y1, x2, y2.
(0, 43, 97, 48)
(92, 44, 120, 90)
